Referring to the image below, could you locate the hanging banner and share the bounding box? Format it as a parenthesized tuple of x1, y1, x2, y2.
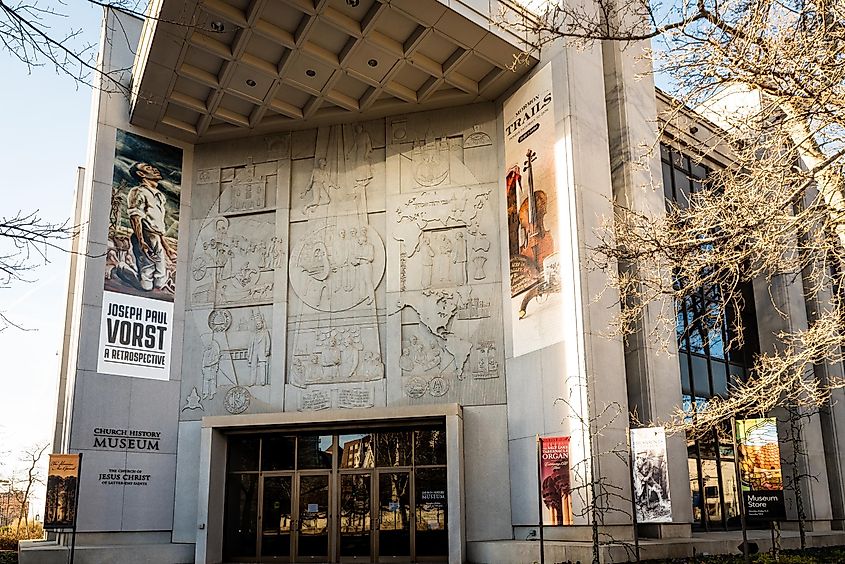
(539, 436, 572, 525)
(503, 63, 564, 356)
(631, 427, 672, 522)
(736, 418, 785, 521)
(97, 130, 182, 380)
(44, 454, 81, 530)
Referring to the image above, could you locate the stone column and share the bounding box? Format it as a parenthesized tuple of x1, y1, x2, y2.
(601, 37, 694, 536)
(753, 271, 834, 529)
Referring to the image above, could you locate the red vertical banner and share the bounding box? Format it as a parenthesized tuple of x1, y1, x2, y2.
(539, 436, 572, 525)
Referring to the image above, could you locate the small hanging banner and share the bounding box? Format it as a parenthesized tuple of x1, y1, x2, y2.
(538, 436, 572, 525)
(736, 418, 786, 521)
(631, 427, 672, 522)
(44, 454, 82, 530)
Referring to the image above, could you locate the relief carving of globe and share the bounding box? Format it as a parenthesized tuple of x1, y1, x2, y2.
(289, 223, 385, 312)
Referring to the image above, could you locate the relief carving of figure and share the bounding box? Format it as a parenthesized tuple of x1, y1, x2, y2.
(360, 352, 384, 380)
(353, 228, 375, 304)
(341, 334, 363, 378)
(303, 158, 333, 214)
(321, 336, 342, 381)
(435, 234, 452, 283)
(399, 347, 415, 372)
(420, 233, 434, 288)
(348, 123, 373, 186)
(299, 242, 330, 308)
(454, 231, 467, 285)
(201, 333, 221, 399)
(212, 218, 234, 281)
(470, 225, 491, 280)
(248, 312, 271, 386)
(271, 236, 285, 268)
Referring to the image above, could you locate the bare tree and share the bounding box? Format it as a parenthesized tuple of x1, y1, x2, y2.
(0, 211, 78, 331)
(554, 380, 638, 564)
(5, 442, 49, 536)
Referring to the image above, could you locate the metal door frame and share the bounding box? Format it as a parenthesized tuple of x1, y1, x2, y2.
(337, 470, 375, 563)
(293, 469, 334, 563)
(374, 468, 414, 564)
(257, 471, 295, 563)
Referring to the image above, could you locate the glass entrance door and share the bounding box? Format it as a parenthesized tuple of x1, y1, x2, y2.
(296, 474, 331, 562)
(260, 475, 293, 561)
(376, 471, 412, 561)
(339, 473, 372, 560)
(224, 427, 448, 563)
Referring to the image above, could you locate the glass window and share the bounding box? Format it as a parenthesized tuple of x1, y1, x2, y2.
(414, 428, 447, 466)
(223, 473, 258, 557)
(710, 361, 728, 397)
(415, 468, 448, 556)
(376, 431, 413, 467)
(663, 162, 674, 202)
(298, 435, 333, 469)
(688, 458, 702, 523)
(339, 434, 375, 469)
(262, 435, 296, 471)
(228, 436, 260, 472)
(679, 353, 692, 395)
(728, 364, 746, 388)
(691, 354, 710, 397)
(720, 461, 741, 526)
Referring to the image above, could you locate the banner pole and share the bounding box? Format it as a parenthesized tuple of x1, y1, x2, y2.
(69, 453, 82, 564)
(536, 435, 545, 564)
(627, 429, 640, 562)
(731, 418, 750, 564)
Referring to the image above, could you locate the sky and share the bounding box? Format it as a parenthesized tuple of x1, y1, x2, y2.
(0, 1, 105, 515)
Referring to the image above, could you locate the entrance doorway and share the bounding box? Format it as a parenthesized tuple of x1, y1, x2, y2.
(222, 425, 448, 563)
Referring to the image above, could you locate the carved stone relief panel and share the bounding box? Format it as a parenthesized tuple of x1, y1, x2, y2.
(385, 103, 505, 407)
(290, 121, 386, 220)
(390, 185, 500, 293)
(219, 159, 277, 214)
(180, 305, 277, 419)
(388, 105, 498, 193)
(390, 285, 505, 406)
(286, 122, 388, 412)
(190, 214, 280, 308)
(289, 220, 385, 313)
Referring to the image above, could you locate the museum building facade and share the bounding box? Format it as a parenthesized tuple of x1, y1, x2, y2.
(20, 0, 845, 562)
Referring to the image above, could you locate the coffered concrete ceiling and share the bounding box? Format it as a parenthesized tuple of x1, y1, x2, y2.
(130, 0, 538, 142)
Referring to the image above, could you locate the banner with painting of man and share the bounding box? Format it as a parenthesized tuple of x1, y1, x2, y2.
(539, 436, 572, 525)
(631, 427, 672, 522)
(97, 130, 182, 379)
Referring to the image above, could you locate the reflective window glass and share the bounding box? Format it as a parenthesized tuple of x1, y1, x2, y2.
(262, 435, 296, 471)
(711, 361, 728, 397)
(298, 435, 333, 469)
(414, 428, 447, 465)
(691, 354, 710, 397)
(376, 431, 412, 467)
(339, 434, 375, 469)
(223, 473, 258, 557)
(228, 436, 260, 472)
(415, 468, 448, 556)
